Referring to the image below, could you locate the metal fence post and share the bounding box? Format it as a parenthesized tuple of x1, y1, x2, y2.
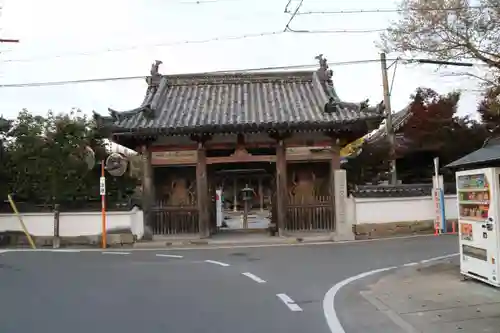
(53, 204, 60, 249)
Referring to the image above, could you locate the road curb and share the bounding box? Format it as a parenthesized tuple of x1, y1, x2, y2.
(133, 237, 333, 249)
(0, 234, 448, 251)
(323, 253, 459, 333)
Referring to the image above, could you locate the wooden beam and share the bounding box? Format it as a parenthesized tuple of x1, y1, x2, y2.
(286, 146, 332, 162)
(268, 130, 292, 142)
(190, 133, 212, 143)
(150, 140, 338, 152)
(207, 154, 276, 164)
(152, 150, 197, 166)
(151, 150, 333, 165)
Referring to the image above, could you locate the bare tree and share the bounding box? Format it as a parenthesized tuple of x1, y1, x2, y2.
(381, 0, 500, 83)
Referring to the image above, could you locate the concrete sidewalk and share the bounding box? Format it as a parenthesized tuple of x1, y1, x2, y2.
(134, 232, 334, 248)
(338, 258, 500, 333)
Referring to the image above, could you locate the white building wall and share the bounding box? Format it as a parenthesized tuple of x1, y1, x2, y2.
(351, 195, 457, 225)
(0, 207, 144, 239)
(0, 195, 459, 241)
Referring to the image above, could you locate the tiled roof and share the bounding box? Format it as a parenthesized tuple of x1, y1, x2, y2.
(98, 70, 384, 135)
(365, 105, 413, 143)
(351, 183, 457, 197)
(446, 137, 500, 168)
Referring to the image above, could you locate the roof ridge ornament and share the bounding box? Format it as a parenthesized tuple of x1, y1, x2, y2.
(315, 54, 340, 102)
(315, 54, 343, 114)
(109, 109, 121, 121)
(316, 54, 384, 115)
(376, 100, 385, 114)
(146, 60, 163, 87)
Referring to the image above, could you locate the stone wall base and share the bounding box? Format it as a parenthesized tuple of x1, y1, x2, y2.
(353, 219, 458, 240)
(0, 231, 135, 248)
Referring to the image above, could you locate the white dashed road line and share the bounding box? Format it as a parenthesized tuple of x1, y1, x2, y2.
(155, 254, 183, 258)
(403, 262, 418, 267)
(101, 251, 131, 255)
(276, 293, 303, 312)
(419, 254, 457, 264)
(241, 272, 267, 283)
(204, 260, 230, 267)
(49, 249, 82, 252)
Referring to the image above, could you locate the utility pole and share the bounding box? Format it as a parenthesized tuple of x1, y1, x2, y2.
(0, 39, 19, 43)
(380, 52, 397, 185)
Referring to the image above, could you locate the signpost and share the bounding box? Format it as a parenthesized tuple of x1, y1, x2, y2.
(433, 188, 445, 234)
(433, 157, 446, 234)
(215, 189, 223, 228)
(100, 162, 107, 249)
(84, 147, 129, 249)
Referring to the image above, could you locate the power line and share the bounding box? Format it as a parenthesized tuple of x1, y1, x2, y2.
(296, 5, 499, 16)
(180, 0, 329, 4)
(283, 0, 385, 33)
(1, 28, 382, 64)
(2, 31, 283, 64)
(0, 75, 146, 88)
(284, 0, 304, 32)
(0, 57, 484, 89)
(179, 0, 249, 4)
(285, 27, 385, 33)
(0, 58, 401, 88)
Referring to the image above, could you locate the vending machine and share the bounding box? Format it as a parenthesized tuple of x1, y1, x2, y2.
(457, 168, 500, 287)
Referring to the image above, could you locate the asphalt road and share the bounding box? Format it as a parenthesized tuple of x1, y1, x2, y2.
(0, 235, 458, 333)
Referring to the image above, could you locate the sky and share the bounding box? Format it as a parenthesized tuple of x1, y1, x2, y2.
(0, 0, 486, 121)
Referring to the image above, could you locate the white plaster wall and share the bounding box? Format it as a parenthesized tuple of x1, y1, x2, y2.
(0, 196, 459, 237)
(0, 207, 144, 239)
(353, 195, 457, 224)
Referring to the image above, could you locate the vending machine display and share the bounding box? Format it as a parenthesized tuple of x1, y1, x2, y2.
(456, 168, 500, 286)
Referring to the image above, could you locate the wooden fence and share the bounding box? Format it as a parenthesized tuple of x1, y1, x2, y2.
(151, 201, 199, 235)
(286, 195, 334, 231)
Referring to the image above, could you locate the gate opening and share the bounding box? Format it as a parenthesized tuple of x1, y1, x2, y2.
(210, 162, 275, 232)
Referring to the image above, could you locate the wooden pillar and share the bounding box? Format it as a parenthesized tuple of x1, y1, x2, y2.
(329, 136, 341, 231)
(141, 143, 154, 240)
(196, 140, 210, 238)
(275, 137, 287, 236)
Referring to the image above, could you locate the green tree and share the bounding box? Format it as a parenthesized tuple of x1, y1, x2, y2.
(0, 116, 13, 200)
(477, 85, 500, 134)
(5, 109, 138, 208)
(7, 109, 50, 201)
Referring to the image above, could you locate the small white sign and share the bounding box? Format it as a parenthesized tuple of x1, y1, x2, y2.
(216, 189, 223, 228)
(99, 177, 106, 196)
